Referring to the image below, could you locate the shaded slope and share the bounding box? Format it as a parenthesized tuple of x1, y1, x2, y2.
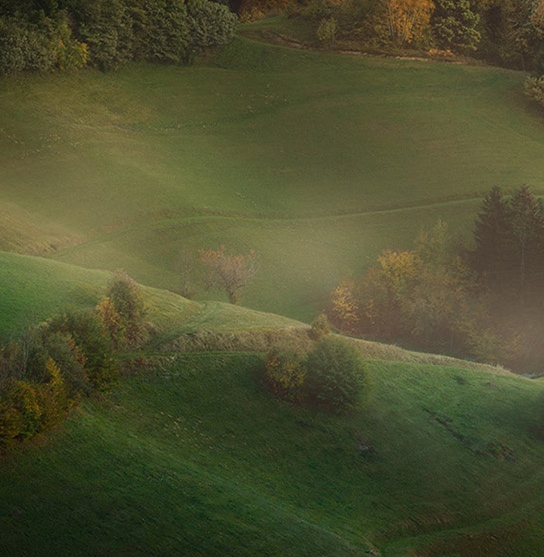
(1, 354, 544, 556)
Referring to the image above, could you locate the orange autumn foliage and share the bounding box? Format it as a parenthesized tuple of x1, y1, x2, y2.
(330, 280, 360, 333)
(384, 0, 434, 45)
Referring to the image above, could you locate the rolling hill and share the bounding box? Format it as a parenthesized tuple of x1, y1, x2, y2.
(2, 349, 544, 556)
(2, 33, 544, 320)
(3, 21, 544, 557)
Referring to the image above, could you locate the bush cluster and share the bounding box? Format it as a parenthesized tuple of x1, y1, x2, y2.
(264, 336, 365, 413)
(0, 313, 115, 445)
(0, 271, 148, 446)
(525, 75, 544, 108)
(0, 13, 88, 74)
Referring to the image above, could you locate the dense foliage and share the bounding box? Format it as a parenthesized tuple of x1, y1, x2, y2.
(329, 186, 544, 374)
(0, 272, 149, 446)
(264, 335, 365, 413)
(276, 0, 544, 72)
(304, 336, 364, 412)
(431, 0, 480, 53)
(0, 0, 237, 74)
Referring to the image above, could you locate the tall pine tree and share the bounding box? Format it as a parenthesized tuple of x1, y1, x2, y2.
(472, 186, 513, 289)
(472, 185, 544, 305)
(509, 185, 544, 304)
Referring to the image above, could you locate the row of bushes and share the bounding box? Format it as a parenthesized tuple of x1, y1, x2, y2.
(0, 0, 237, 74)
(0, 271, 147, 446)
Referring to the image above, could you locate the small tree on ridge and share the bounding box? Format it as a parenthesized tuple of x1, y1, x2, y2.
(199, 246, 257, 304)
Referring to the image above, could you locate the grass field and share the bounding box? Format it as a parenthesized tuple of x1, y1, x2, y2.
(0, 250, 306, 341)
(3, 23, 544, 555)
(2, 32, 544, 320)
(2, 354, 544, 556)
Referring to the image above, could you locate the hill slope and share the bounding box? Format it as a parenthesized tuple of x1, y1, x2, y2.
(1, 353, 544, 556)
(2, 30, 544, 556)
(0, 250, 304, 339)
(2, 36, 544, 319)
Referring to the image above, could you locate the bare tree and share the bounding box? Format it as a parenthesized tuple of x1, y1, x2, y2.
(199, 246, 257, 304)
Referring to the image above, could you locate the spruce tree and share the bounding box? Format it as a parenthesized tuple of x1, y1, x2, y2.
(509, 185, 544, 304)
(472, 186, 513, 289)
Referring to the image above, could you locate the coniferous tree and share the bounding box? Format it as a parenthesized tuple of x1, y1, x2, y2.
(471, 186, 513, 290)
(509, 185, 544, 304)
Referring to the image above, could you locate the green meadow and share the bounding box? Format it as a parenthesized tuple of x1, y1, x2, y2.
(2, 354, 544, 556)
(4, 22, 544, 556)
(2, 35, 544, 320)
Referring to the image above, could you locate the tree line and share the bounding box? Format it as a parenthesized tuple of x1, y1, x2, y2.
(0, 0, 237, 74)
(329, 185, 544, 374)
(261, 0, 544, 73)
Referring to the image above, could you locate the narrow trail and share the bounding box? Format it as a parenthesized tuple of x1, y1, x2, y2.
(49, 195, 482, 257)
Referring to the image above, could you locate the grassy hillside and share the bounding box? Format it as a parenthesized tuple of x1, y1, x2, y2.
(1, 353, 544, 556)
(0, 251, 110, 337)
(3, 21, 544, 557)
(2, 34, 544, 320)
(0, 251, 306, 341)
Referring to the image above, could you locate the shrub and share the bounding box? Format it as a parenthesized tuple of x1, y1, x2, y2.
(304, 336, 365, 413)
(186, 0, 237, 50)
(0, 380, 42, 442)
(0, 16, 54, 75)
(3, 325, 51, 383)
(316, 16, 338, 47)
(0, 13, 89, 75)
(264, 348, 307, 402)
(48, 310, 119, 391)
(96, 296, 125, 349)
(106, 270, 148, 348)
(35, 357, 72, 430)
(135, 0, 190, 64)
(309, 313, 330, 341)
(525, 75, 544, 107)
(72, 0, 134, 71)
(39, 330, 89, 396)
(0, 357, 72, 444)
(51, 17, 89, 71)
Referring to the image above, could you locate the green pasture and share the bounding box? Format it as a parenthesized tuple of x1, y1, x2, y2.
(1, 35, 544, 319)
(0, 251, 305, 340)
(0, 251, 109, 337)
(4, 22, 544, 557)
(2, 353, 544, 555)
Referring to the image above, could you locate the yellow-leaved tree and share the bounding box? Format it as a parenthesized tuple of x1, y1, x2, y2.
(383, 0, 435, 45)
(330, 280, 360, 333)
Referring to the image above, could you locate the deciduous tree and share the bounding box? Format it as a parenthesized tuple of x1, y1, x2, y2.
(199, 246, 256, 304)
(105, 270, 148, 348)
(383, 0, 434, 45)
(329, 280, 360, 334)
(431, 0, 480, 53)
